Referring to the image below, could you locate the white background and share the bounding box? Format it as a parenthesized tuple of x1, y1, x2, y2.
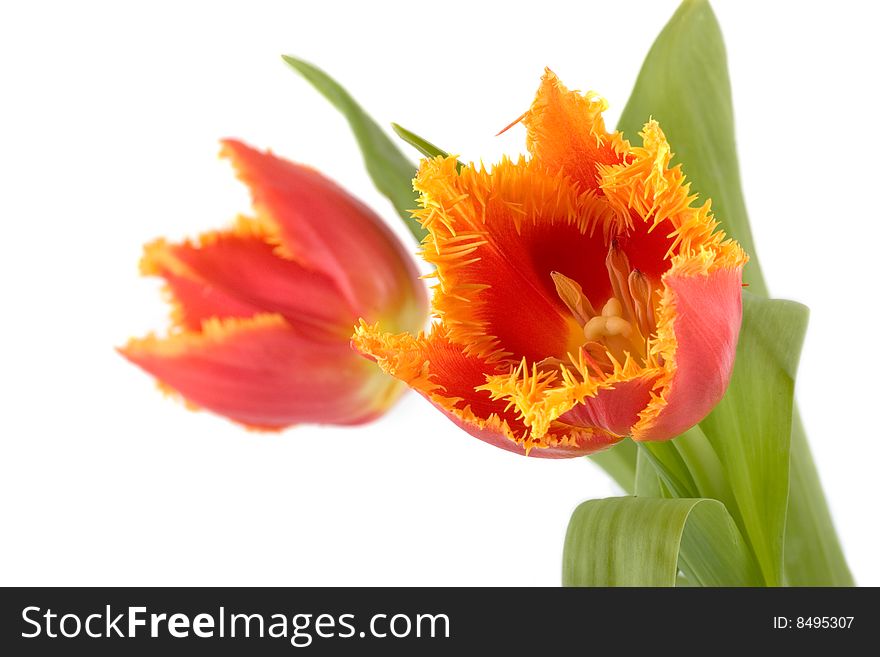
(1, 1, 878, 586)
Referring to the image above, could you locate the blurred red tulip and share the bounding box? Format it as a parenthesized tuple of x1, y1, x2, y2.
(121, 140, 427, 429)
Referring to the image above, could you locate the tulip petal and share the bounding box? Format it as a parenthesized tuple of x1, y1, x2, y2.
(154, 261, 265, 332)
(141, 222, 355, 338)
(632, 265, 744, 441)
(353, 322, 620, 457)
(414, 156, 625, 364)
(523, 69, 627, 193)
(559, 374, 659, 437)
(122, 314, 399, 428)
(220, 140, 426, 333)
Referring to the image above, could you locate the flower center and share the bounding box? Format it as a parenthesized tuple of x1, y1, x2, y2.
(549, 240, 659, 375)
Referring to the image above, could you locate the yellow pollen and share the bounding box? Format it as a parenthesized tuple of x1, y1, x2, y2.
(601, 298, 623, 318)
(583, 316, 608, 341)
(604, 316, 632, 338)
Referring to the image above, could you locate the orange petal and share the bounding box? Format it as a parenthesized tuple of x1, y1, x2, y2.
(522, 69, 627, 193)
(352, 322, 619, 457)
(121, 314, 399, 429)
(220, 140, 426, 333)
(632, 265, 744, 441)
(141, 224, 355, 339)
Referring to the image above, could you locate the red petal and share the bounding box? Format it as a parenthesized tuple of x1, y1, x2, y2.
(158, 266, 264, 331)
(415, 157, 624, 363)
(121, 315, 398, 428)
(220, 140, 426, 331)
(438, 406, 615, 459)
(633, 267, 744, 441)
(464, 216, 612, 362)
(142, 231, 354, 338)
(559, 374, 659, 437)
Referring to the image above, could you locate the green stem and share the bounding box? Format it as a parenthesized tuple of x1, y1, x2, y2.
(671, 426, 737, 515)
(639, 442, 699, 499)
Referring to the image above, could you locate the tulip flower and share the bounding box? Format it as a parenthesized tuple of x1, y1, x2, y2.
(353, 70, 747, 457)
(121, 140, 427, 429)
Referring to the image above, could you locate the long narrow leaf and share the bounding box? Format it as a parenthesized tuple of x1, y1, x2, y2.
(391, 123, 451, 160)
(281, 56, 425, 241)
(563, 497, 761, 587)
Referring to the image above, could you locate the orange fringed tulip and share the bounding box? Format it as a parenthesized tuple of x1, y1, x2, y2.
(353, 70, 748, 457)
(121, 140, 427, 429)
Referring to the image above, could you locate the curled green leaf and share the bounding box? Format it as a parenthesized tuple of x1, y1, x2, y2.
(563, 496, 762, 587)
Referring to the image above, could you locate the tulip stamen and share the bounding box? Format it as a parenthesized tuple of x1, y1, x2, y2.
(606, 240, 639, 324)
(551, 271, 597, 325)
(628, 269, 655, 357)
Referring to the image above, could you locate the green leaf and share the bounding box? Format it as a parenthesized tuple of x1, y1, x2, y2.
(697, 292, 808, 586)
(668, 425, 740, 521)
(563, 497, 761, 587)
(281, 56, 425, 242)
(616, 0, 766, 296)
(391, 123, 466, 175)
(391, 123, 451, 160)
